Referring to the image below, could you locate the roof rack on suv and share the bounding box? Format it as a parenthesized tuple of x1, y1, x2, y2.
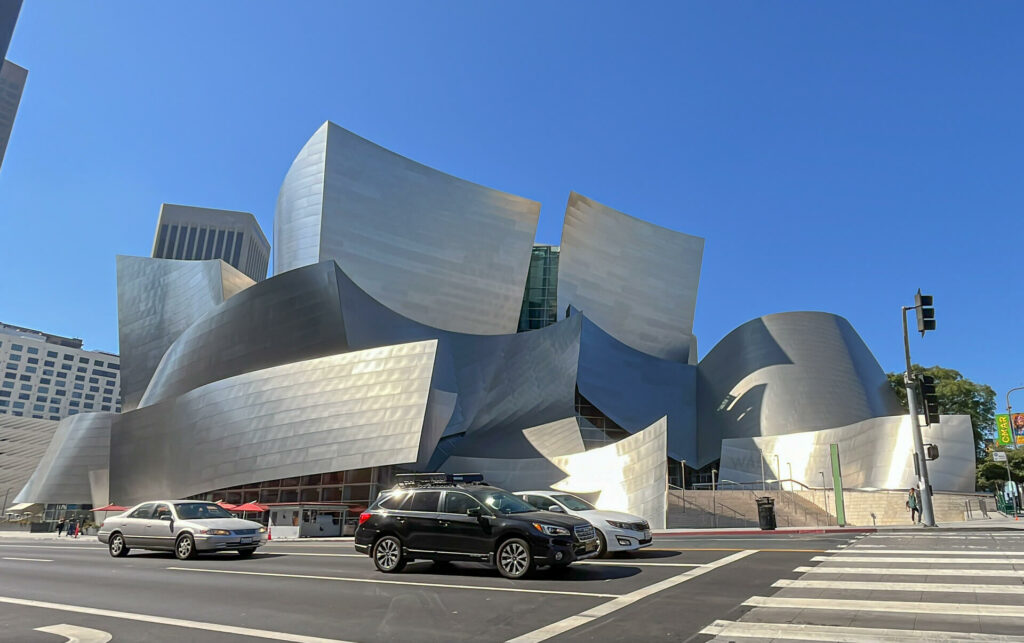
(394, 473, 487, 488)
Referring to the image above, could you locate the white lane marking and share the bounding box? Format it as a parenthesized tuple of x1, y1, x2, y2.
(866, 535, 1024, 539)
(745, 595, 1024, 617)
(506, 549, 757, 643)
(775, 578, 1024, 594)
(814, 556, 1024, 564)
(0, 596, 351, 643)
(794, 565, 1024, 577)
(828, 549, 1019, 555)
(167, 566, 618, 599)
(701, 619, 1024, 642)
(35, 624, 112, 643)
(0, 544, 103, 550)
(576, 561, 702, 567)
(2, 557, 54, 562)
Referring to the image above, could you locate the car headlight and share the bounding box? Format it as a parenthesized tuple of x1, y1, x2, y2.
(532, 523, 571, 537)
(606, 520, 632, 530)
(202, 529, 231, 536)
(258, 527, 267, 534)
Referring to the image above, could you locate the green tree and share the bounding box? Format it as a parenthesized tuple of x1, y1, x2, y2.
(886, 365, 996, 462)
(976, 448, 1024, 492)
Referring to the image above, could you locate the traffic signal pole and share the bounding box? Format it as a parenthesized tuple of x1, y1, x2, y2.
(902, 303, 936, 527)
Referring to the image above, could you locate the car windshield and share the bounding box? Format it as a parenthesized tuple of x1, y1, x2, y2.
(478, 491, 537, 514)
(552, 494, 596, 511)
(175, 503, 234, 520)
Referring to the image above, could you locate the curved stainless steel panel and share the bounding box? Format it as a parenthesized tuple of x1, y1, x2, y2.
(550, 416, 668, 528)
(111, 341, 437, 505)
(0, 415, 58, 504)
(557, 192, 703, 363)
(696, 311, 904, 467)
(274, 122, 540, 335)
(578, 314, 697, 463)
(15, 412, 116, 505)
(117, 256, 254, 410)
(139, 261, 351, 407)
(718, 414, 975, 492)
(523, 417, 585, 458)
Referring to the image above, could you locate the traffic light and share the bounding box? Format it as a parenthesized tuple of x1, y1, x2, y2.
(915, 289, 935, 336)
(920, 375, 940, 425)
(924, 443, 939, 461)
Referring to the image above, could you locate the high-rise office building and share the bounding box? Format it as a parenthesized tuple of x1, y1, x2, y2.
(517, 244, 560, 331)
(0, 0, 25, 173)
(151, 204, 271, 282)
(0, 322, 122, 421)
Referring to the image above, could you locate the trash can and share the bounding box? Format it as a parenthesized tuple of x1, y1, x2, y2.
(756, 497, 776, 531)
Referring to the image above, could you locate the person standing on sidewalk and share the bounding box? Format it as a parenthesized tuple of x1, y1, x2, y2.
(56, 518, 65, 536)
(906, 487, 921, 524)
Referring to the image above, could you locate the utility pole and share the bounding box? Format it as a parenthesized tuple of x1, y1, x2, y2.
(1006, 387, 1024, 513)
(902, 290, 936, 527)
(774, 455, 782, 491)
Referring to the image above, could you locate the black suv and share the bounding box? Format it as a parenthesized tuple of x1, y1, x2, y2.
(354, 474, 600, 578)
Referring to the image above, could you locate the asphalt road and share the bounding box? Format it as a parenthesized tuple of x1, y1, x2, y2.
(0, 532, 859, 642)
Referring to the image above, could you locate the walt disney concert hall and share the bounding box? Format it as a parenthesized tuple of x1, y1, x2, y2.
(12, 122, 975, 528)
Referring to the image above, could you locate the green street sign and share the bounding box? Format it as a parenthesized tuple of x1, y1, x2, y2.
(997, 414, 1013, 446)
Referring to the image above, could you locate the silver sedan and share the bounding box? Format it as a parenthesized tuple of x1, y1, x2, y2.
(98, 500, 268, 560)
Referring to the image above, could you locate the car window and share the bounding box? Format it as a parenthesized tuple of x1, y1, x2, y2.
(443, 491, 482, 514)
(477, 491, 537, 514)
(552, 494, 595, 511)
(377, 492, 408, 510)
(153, 504, 173, 520)
(175, 503, 234, 520)
(409, 491, 441, 512)
(127, 503, 155, 519)
(524, 495, 554, 510)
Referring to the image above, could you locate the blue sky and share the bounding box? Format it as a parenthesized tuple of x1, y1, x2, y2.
(1, 2, 1021, 405)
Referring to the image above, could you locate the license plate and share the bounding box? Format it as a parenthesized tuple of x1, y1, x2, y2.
(643, 530, 651, 540)
(240, 537, 252, 544)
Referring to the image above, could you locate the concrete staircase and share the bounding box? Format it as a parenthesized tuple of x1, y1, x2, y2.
(667, 488, 995, 528)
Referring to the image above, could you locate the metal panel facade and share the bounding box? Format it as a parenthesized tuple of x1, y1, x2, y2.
(15, 412, 116, 505)
(275, 122, 540, 335)
(557, 192, 704, 363)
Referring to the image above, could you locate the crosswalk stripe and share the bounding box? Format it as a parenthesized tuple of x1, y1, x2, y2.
(828, 549, 1017, 555)
(774, 578, 1024, 594)
(701, 619, 1024, 642)
(744, 595, 1024, 617)
(813, 556, 1024, 564)
(794, 565, 1024, 577)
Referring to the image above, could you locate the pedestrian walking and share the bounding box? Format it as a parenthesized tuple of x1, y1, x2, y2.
(906, 487, 921, 524)
(67, 518, 76, 539)
(56, 518, 65, 536)
(73, 520, 81, 538)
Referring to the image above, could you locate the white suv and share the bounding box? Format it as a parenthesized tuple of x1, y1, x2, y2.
(515, 490, 651, 557)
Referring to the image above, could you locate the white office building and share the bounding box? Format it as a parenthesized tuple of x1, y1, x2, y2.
(0, 322, 121, 421)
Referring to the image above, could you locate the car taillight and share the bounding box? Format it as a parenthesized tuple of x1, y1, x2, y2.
(358, 512, 372, 525)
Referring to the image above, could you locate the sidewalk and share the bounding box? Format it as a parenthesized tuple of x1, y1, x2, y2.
(656, 514, 1024, 537)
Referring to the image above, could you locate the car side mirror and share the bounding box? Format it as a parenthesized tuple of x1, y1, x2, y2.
(467, 507, 481, 518)
(159, 515, 172, 521)
(548, 505, 564, 513)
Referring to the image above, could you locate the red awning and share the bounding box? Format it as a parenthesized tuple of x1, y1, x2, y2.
(93, 504, 128, 512)
(214, 500, 238, 510)
(232, 502, 268, 513)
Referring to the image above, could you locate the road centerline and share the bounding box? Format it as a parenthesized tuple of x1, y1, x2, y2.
(1, 557, 53, 562)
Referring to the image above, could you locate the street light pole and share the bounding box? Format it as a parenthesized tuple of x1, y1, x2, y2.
(902, 304, 937, 527)
(820, 471, 830, 526)
(759, 451, 766, 491)
(774, 455, 782, 491)
(1007, 387, 1024, 513)
(711, 469, 718, 529)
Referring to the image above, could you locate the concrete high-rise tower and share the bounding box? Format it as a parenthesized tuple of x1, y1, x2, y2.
(151, 204, 271, 282)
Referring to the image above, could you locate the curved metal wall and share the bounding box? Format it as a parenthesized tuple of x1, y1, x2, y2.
(0, 415, 59, 505)
(112, 341, 437, 505)
(718, 414, 975, 492)
(15, 412, 116, 505)
(117, 256, 254, 410)
(696, 311, 904, 467)
(557, 192, 703, 363)
(275, 122, 540, 335)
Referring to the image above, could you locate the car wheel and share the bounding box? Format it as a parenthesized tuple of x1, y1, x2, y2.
(175, 533, 198, 560)
(373, 535, 406, 573)
(595, 531, 608, 558)
(108, 532, 129, 558)
(237, 548, 257, 558)
(496, 537, 533, 579)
